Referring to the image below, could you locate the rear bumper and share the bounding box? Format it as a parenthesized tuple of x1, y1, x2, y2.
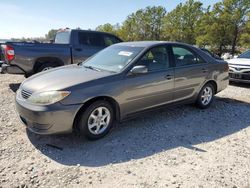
(0, 63, 25, 74)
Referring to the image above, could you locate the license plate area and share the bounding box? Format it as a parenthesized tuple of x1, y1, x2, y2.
(229, 73, 242, 79)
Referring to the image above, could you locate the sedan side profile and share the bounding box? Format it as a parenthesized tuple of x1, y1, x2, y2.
(16, 41, 229, 140)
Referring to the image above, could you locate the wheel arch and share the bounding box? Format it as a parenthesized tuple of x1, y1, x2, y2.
(34, 57, 65, 73)
(204, 80, 218, 94)
(73, 96, 121, 131)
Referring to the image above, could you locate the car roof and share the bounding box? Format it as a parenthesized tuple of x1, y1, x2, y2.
(115, 41, 194, 48)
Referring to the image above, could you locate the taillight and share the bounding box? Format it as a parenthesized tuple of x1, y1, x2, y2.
(225, 63, 229, 72)
(2, 45, 15, 62)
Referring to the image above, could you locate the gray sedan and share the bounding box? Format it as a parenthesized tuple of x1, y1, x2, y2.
(16, 41, 229, 140)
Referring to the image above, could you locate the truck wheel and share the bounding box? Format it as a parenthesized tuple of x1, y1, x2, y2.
(36, 63, 58, 73)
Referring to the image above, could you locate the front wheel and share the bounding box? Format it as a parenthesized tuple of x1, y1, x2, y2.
(196, 83, 215, 109)
(77, 100, 114, 140)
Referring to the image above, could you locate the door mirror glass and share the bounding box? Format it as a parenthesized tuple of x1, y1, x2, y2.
(130, 65, 148, 75)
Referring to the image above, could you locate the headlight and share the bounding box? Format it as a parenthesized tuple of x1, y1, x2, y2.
(27, 91, 70, 105)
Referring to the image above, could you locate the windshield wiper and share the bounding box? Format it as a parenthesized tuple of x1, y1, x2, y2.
(83, 65, 101, 72)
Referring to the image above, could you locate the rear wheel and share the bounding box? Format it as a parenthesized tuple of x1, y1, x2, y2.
(36, 62, 58, 73)
(196, 83, 215, 109)
(77, 100, 114, 140)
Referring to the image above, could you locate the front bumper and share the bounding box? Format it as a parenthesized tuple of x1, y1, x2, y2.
(229, 72, 250, 83)
(229, 65, 250, 84)
(0, 63, 25, 74)
(15, 97, 81, 135)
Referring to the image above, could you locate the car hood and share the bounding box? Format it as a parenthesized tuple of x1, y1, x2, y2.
(21, 65, 113, 93)
(227, 58, 250, 66)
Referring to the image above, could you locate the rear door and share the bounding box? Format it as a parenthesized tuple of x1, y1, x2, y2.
(171, 44, 210, 101)
(72, 31, 105, 63)
(123, 45, 175, 115)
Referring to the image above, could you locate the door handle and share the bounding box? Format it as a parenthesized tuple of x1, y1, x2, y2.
(74, 48, 82, 51)
(165, 75, 173, 80)
(202, 68, 208, 73)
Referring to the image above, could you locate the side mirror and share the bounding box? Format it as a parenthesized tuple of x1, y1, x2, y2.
(130, 65, 148, 75)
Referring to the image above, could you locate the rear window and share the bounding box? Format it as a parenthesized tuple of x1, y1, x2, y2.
(55, 32, 70, 44)
(78, 32, 104, 47)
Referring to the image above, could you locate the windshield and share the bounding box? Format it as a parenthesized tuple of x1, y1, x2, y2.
(238, 50, 250, 59)
(54, 31, 70, 44)
(82, 45, 144, 73)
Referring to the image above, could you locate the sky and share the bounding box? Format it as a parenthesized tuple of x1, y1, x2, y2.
(0, 0, 221, 39)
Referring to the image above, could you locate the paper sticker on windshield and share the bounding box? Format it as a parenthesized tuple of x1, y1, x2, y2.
(118, 51, 133, 57)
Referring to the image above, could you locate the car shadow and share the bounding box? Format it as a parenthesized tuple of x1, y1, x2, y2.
(27, 97, 250, 167)
(9, 83, 21, 92)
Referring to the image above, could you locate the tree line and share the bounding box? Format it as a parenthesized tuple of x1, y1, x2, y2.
(10, 0, 249, 56)
(96, 0, 249, 55)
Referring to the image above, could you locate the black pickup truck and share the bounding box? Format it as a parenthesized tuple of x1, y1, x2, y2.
(0, 29, 122, 77)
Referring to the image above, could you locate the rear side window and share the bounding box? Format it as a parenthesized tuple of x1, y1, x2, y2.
(104, 35, 121, 46)
(172, 46, 205, 66)
(78, 32, 104, 47)
(55, 32, 70, 44)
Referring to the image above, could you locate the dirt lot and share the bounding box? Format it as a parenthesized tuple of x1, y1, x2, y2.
(0, 74, 250, 188)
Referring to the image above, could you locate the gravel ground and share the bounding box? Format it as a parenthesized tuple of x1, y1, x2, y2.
(0, 74, 250, 188)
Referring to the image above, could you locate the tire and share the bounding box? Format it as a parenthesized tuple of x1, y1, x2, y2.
(196, 83, 215, 109)
(36, 62, 58, 73)
(77, 100, 114, 140)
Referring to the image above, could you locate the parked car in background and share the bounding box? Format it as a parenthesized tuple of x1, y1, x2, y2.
(0, 29, 122, 77)
(16, 41, 229, 140)
(227, 50, 250, 83)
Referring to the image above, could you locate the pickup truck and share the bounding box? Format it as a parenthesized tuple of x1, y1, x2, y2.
(0, 29, 122, 77)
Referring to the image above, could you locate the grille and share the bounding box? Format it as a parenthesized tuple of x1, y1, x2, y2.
(21, 89, 32, 99)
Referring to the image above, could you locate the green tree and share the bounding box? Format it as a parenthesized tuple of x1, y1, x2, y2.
(45, 29, 58, 40)
(163, 0, 204, 44)
(196, 0, 249, 55)
(96, 23, 120, 35)
(240, 13, 250, 48)
(120, 6, 166, 41)
(221, 0, 249, 55)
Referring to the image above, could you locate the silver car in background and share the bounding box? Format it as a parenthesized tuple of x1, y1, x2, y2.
(228, 50, 250, 83)
(15, 41, 229, 140)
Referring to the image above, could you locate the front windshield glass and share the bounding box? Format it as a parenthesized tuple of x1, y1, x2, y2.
(238, 50, 250, 59)
(83, 45, 144, 73)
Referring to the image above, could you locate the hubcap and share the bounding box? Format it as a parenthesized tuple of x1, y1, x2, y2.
(87, 107, 111, 135)
(201, 86, 213, 105)
(42, 67, 53, 71)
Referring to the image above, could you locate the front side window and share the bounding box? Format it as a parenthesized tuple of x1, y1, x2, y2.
(78, 32, 104, 47)
(136, 46, 169, 72)
(173, 46, 205, 67)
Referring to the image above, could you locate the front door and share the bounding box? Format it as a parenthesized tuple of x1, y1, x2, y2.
(123, 45, 174, 115)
